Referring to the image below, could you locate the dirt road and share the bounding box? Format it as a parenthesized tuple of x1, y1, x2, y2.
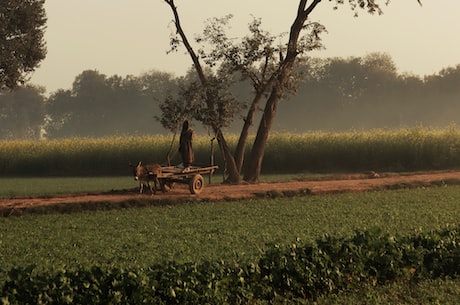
(2, 170, 460, 216)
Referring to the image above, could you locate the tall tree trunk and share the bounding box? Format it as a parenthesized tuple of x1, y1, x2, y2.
(243, 87, 282, 183)
(242, 0, 321, 183)
(234, 72, 280, 173)
(216, 129, 241, 184)
(165, 0, 241, 184)
(234, 90, 265, 172)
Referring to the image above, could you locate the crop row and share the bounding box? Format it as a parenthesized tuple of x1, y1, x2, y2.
(2, 225, 460, 304)
(2, 127, 460, 176)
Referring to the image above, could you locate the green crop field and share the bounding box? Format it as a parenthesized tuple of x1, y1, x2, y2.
(0, 174, 309, 198)
(2, 127, 460, 176)
(0, 177, 134, 198)
(3, 128, 460, 303)
(4, 186, 460, 270)
(2, 186, 460, 303)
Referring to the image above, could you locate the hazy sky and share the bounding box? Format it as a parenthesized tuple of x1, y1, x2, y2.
(30, 0, 460, 94)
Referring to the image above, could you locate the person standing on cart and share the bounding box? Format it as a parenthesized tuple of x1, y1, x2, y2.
(179, 120, 194, 169)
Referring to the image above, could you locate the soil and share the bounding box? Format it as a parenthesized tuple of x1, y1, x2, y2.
(2, 170, 460, 216)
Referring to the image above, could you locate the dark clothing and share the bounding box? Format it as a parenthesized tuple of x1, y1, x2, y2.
(179, 127, 194, 167)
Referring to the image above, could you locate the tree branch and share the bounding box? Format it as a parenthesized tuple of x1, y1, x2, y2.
(164, 0, 206, 84)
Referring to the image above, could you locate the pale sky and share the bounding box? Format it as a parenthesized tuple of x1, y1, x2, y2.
(30, 0, 460, 94)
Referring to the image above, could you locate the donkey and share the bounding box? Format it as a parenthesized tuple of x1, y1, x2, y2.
(130, 161, 162, 195)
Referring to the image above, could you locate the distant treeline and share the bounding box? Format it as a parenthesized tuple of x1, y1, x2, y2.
(1, 52, 459, 140)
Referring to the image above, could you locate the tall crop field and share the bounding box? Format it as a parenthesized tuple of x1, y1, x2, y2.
(1, 127, 460, 176)
(264, 127, 460, 173)
(0, 135, 211, 176)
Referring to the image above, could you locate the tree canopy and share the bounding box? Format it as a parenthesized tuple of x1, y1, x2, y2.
(161, 0, 423, 183)
(1, 53, 460, 142)
(44, 70, 177, 138)
(0, 0, 47, 90)
(0, 85, 46, 139)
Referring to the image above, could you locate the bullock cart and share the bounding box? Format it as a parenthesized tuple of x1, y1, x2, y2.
(156, 165, 218, 194)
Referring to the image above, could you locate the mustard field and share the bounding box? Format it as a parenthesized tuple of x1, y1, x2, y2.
(1, 127, 460, 176)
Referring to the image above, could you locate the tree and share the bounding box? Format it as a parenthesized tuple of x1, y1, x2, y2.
(242, 0, 386, 183)
(162, 0, 422, 183)
(45, 88, 74, 138)
(45, 70, 176, 138)
(0, 85, 46, 139)
(0, 0, 47, 90)
(163, 1, 243, 183)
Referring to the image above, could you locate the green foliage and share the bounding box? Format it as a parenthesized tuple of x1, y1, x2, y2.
(3, 127, 460, 176)
(0, 174, 308, 198)
(3, 225, 460, 304)
(0, 135, 205, 176)
(3, 186, 460, 301)
(256, 225, 460, 301)
(0, 177, 134, 198)
(263, 127, 460, 173)
(3, 53, 460, 138)
(2, 186, 460, 278)
(0, 85, 46, 139)
(0, 0, 47, 90)
(311, 277, 460, 305)
(45, 70, 178, 138)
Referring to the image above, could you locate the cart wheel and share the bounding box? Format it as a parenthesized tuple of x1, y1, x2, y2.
(189, 174, 204, 194)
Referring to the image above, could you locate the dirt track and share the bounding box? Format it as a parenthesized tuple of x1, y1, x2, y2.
(2, 170, 460, 215)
